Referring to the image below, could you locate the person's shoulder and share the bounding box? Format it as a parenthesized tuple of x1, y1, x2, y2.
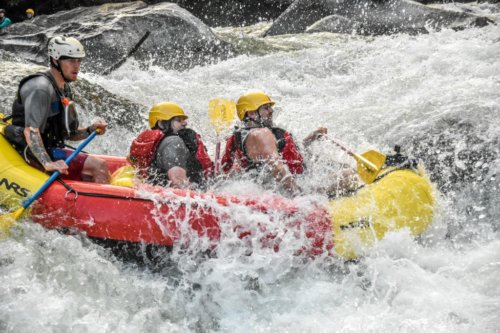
(178, 127, 199, 137)
(183, 128, 197, 135)
(225, 132, 236, 141)
(271, 126, 288, 135)
(20, 73, 54, 92)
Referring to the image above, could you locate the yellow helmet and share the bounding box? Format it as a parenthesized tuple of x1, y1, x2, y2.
(148, 102, 188, 128)
(236, 91, 275, 121)
(26, 8, 35, 15)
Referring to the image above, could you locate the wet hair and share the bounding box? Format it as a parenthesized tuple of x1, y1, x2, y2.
(155, 119, 174, 136)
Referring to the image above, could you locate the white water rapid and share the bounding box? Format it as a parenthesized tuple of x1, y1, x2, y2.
(1, 3, 499, 332)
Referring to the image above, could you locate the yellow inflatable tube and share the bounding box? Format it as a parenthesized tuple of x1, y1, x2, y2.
(109, 165, 136, 188)
(329, 167, 435, 260)
(0, 123, 48, 207)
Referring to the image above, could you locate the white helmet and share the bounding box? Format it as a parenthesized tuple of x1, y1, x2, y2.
(48, 36, 85, 60)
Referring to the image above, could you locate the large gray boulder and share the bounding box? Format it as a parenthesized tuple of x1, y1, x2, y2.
(265, 0, 493, 36)
(416, 0, 500, 3)
(4, 0, 294, 27)
(0, 1, 233, 73)
(173, 0, 292, 27)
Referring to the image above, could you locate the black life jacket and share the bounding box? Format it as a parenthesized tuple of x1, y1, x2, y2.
(384, 145, 418, 170)
(175, 128, 205, 185)
(6, 71, 74, 153)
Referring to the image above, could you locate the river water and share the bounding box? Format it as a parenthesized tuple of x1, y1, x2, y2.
(1, 3, 500, 332)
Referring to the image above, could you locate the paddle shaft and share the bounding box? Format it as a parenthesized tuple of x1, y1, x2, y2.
(102, 31, 150, 75)
(214, 139, 221, 175)
(208, 99, 236, 175)
(22, 131, 98, 209)
(328, 137, 378, 171)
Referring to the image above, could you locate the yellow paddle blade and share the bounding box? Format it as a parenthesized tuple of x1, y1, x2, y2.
(208, 99, 236, 134)
(355, 150, 386, 184)
(0, 208, 25, 238)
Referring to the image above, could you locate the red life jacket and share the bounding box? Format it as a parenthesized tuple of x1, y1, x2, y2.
(128, 129, 165, 178)
(221, 127, 304, 174)
(128, 129, 213, 184)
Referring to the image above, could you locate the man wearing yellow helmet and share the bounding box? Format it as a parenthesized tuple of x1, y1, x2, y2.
(4, 36, 110, 183)
(128, 102, 213, 188)
(26, 8, 35, 20)
(221, 91, 326, 194)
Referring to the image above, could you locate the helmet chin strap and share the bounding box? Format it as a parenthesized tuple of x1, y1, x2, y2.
(256, 110, 265, 127)
(52, 58, 71, 83)
(244, 114, 263, 128)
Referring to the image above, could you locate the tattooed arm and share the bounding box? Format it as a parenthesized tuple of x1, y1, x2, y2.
(24, 127, 68, 174)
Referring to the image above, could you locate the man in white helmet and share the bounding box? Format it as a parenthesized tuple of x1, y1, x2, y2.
(4, 36, 110, 183)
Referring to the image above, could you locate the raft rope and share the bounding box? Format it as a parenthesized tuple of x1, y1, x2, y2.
(329, 167, 418, 199)
(56, 178, 154, 202)
(1, 115, 12, 122)
(372, 167, 415, 183)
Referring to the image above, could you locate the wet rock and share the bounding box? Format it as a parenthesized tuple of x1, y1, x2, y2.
(265, 0, 335, 36)
(389, 117, 500, 236)
(0, 2, 232, 73)
(2, 0, 130, 23)
(306, 15, 361, 34)
(0, 51, 146, 132)
(416, 0, 500, 4)
(265, 0, 494, 36)
(173, 0, 292, 27)
(405, 120, 498, 192)
(4, 1, 293, 27)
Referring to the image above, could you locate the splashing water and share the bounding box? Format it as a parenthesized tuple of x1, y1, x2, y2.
(1, 5, 500, 332)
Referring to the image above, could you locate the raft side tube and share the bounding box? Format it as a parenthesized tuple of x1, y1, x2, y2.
(0, 134, 48, 207)
(329, 168, 435, 260)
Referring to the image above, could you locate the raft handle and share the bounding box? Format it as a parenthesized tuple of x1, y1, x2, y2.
(65, 190, 78, 202)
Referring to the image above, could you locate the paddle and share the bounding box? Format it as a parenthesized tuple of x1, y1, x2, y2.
(327, 137, 386, 184)
(102, 30, 151, 75)
(0, 131, 98, 237)
(208, 98, 236, 174)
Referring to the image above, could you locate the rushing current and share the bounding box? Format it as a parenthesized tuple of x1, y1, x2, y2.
(1, 3, 500, 332)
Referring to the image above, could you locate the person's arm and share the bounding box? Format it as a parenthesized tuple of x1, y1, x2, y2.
(0, 18, 12, 29)
(23, 127, 68, 174)
(68, 118, 108, 141)
(22, 85, 68, 174)
(303, 127, 328, 147)
(155, 136, 191, 188)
